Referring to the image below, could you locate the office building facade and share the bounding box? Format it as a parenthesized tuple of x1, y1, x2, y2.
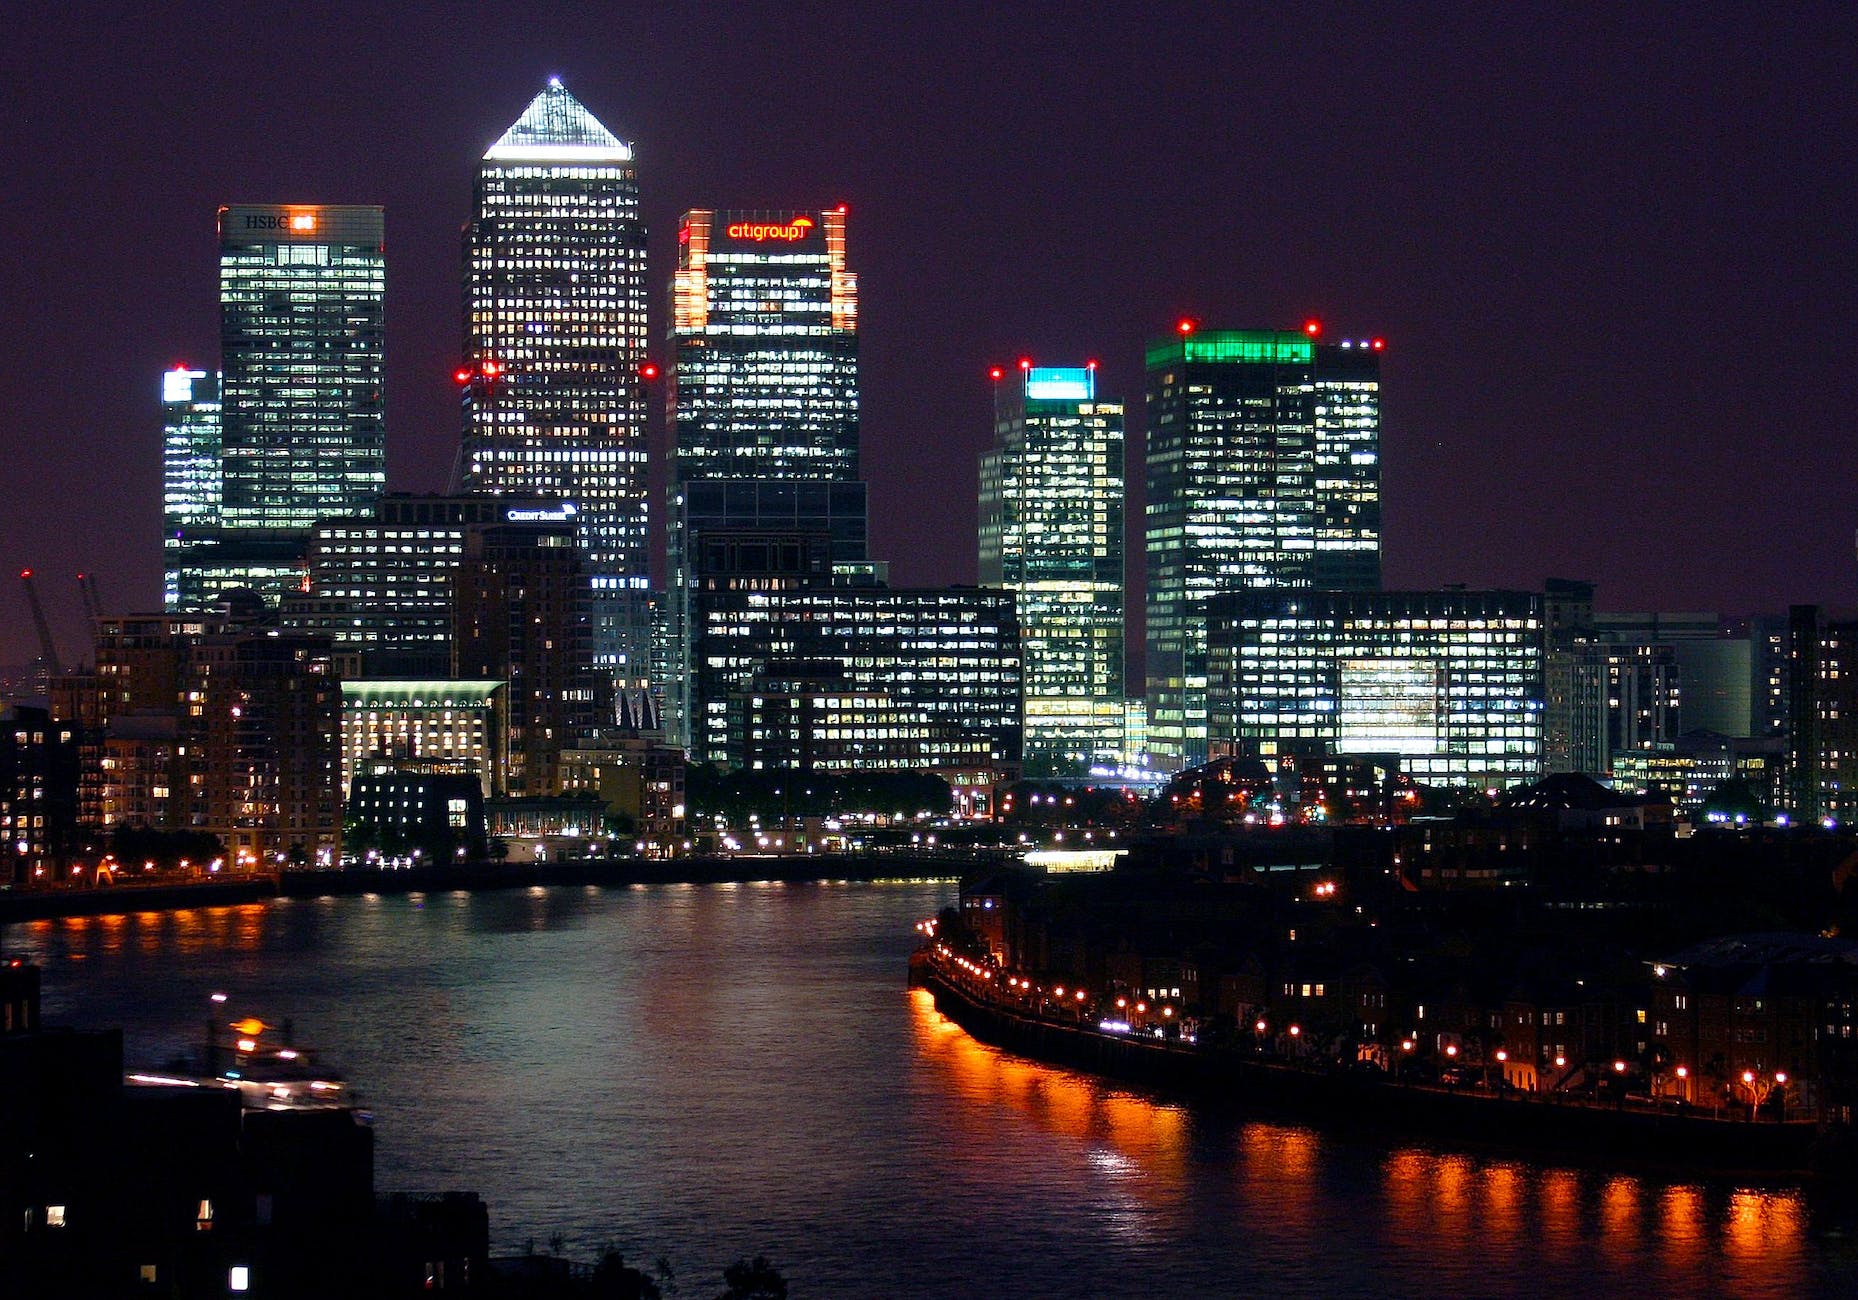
(283, 493, 567, 676)
(665, 207, 862, 747)
(1205, 588, 1544, 789)
(688, 531, 1022, 779)
(160, 367, 221, 608)
(979, 364, 1124, 775)
(459, 80, 652, 687)
(452, 517, 607, 797)
(670, 207, 859, 482)
(1144, 326, 1382, 769)
(218, 204, 385, 530)
(340, 679, 506, 800)
(167, 205, 385, 609)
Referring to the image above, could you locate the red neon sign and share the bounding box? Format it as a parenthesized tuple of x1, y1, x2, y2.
(725, 216, 815, 242)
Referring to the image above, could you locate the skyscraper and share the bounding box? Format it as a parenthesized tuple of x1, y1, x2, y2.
(1143, 325, 1382, 770)
(979, 363, 1124, 775)
(167, 205, 385, 610)
(459, 79, 651, 689)
(671, 207, 859, 483)
(160, 366, 220, 608)
(219, 204, 385, 530)
(665, 206, 862, 745)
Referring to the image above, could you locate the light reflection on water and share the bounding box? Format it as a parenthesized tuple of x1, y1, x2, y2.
(12, 886, 1858, 1297)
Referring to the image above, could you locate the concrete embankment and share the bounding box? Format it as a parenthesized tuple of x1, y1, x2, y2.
(916, 963, 1829, 1177)
(276, 853, 963, 899)
(0, 879, 277, 924)
(1, 853, 965, 926)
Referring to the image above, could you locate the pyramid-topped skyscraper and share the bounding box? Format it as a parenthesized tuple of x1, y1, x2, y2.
(485, 78, 633, 158)
(458, 79, 652, 691)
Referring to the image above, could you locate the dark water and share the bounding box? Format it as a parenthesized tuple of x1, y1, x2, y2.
(12, 882, 1858, 1297)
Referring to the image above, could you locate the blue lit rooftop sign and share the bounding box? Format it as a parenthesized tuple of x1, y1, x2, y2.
(1024, 367, 1094, 401)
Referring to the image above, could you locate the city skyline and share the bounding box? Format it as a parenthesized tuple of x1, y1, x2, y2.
(4, 5, 1855, 666)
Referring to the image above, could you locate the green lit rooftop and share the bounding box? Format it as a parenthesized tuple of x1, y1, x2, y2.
(1145, 330, 1314, 370)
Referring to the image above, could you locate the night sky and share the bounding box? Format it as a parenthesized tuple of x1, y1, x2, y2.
(3, 3, 1853, 669)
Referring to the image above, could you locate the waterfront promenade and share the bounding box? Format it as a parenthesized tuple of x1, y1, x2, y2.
(0, 851, 971, 925)
(913, 945, 1836, 1177)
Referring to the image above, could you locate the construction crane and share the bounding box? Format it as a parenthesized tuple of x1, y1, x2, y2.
(19, 569, 60, 675)
(76, 572, 103, 663)
(76, 572, 101, 622)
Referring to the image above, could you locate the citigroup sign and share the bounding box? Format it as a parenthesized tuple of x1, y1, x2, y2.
(725, 216, 815, 242)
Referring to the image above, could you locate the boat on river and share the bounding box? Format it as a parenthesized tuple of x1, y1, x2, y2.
(127, 1004, 358, 1113)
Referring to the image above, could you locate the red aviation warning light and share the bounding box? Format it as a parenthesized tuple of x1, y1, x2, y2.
(640, 362, 661, 381)
(1085, 359, 1099, 371)
(1017, 357, 1032, 372)
(988, 366, 1005, 381)
(1371, 337, 1386, 351)
(453, 367, 473, 386)
(1303, 318, 1323, 338)
(1176, 318, 1196, 335)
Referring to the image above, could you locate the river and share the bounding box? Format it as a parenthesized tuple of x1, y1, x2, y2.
(11, 881, 1858, 1297)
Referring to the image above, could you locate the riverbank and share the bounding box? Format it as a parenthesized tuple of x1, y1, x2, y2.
(913, 953, 1848, 1180)
(0, 852, 964, 925)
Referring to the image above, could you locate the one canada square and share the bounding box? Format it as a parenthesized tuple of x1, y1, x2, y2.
(458, 80, 652, 689)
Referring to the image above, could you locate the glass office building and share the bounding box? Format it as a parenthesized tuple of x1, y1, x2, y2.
(167, 205, 385, 610)
(1144, 327, 1382, 769)
(280, 494, 566, 676)
(161, 366, 221, 608)
(979, 364, 1124, 775)
(219, 204, 385, 530)
(459, 80, 652, 688)
(688, 531, 1021, 773)
(665, 206, 863, 746)
(1205, 588, 1544, 789)
(671, 207, 859, 481)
